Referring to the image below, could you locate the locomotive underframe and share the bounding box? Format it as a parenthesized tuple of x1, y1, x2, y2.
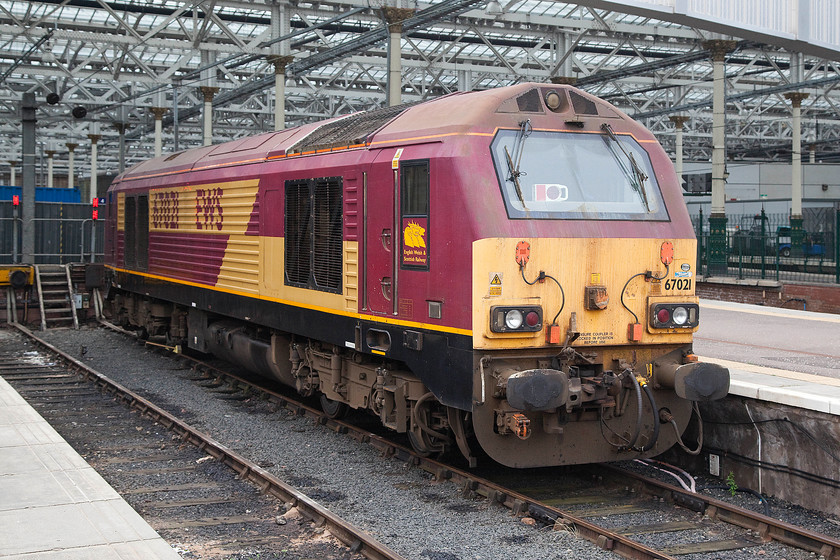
(108, 284, 468, 460)
(109, 280, 701, 468)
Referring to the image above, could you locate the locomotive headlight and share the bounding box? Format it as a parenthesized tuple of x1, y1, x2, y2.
(491, 306, 543, 333)
(650, 303, 699, 329)
(505, 310, 524, 330)
(672, 306, 689, 325)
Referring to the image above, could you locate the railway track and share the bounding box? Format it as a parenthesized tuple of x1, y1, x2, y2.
(0, 324, 404, 560)
(10, 322, 840, 560)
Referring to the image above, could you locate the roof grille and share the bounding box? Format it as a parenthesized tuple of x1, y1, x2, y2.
(287, 103, 413, 154)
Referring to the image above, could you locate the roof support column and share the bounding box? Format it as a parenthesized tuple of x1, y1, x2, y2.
(703, 39, 735, 275)
(669, 116, 690, 181)
(268, 56, 294, 130)
(114, 121, 129, 174)
(150, 107, 167, 158)
(45, 149, 56, 188)
(66, 143, 77, 190)
(551, 31, 576, 83)
(87, 123, 100, 204)
(8, 161, 16, 186)
(21, 93, 36, 264)
(458, 69, 472, 92)
(200, 86, 219, 146)
(785, 91, 809, 257)
(382, 7, 414, 107)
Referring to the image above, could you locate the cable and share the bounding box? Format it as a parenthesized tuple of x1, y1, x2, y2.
(620, 272, 647, 324)
(705, 417, 840, 464)
(520, 266, 565, 324)
(634, 459, 696, 493)
(670, 401, 703, 456)
(704, 446, 840, 490)
(620, 264, 668, 324)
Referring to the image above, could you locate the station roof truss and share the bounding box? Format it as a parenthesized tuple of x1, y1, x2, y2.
(2, 0, 840, 178)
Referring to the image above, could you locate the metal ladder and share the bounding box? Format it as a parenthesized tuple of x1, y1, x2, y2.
(34, 264, 79, 330)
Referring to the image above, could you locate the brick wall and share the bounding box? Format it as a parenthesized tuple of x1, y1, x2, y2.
(698, 281, 840, 314)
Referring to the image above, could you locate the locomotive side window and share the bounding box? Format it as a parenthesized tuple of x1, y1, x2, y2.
(400, 160, 430, 270)
(284, 176, 343, 293)
(490, 129, 670, 221)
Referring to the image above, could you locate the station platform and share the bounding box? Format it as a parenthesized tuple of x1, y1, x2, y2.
(0, 375, 181, 559)
(696, 299, 840, 415)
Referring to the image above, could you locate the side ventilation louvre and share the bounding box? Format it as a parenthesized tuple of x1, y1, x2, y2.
(285, 177, 343, 293)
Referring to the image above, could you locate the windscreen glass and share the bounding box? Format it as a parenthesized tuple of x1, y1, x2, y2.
(490, 126, 669, 221)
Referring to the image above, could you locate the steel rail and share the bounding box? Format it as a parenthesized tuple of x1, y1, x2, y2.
(603, 464, 840, 560)
(94, 320, 840, 560)
(11, 323, 406, 560)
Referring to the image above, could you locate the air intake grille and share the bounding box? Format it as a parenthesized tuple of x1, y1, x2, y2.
(570, 91, 598, 115)
(285, 177, 343, 293)
(288, 103, 412, 154)
(284, 180, 312, 287)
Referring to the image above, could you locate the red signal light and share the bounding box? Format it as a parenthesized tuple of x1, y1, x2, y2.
(92, 197, 99, 208)
(12, 195, 19, 206)
(92, 209, 99, 221)
(656, 308, 671, 324)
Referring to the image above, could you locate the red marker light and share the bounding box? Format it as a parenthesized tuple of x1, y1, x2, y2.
(92, 197, 99, 207)
(92, 209, 98, 221)
(525, 311, 540, 327)
(12, 195, 19, 206)
(656, 308, 670, 324)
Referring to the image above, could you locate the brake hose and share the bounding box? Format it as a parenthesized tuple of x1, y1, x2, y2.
(618, 371, 644, 451)
(634, 381, 660, 453)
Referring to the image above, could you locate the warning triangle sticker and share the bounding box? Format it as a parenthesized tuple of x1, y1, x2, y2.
(490, 274, 502, 285)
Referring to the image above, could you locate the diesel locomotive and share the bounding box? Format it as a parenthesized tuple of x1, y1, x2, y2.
(105, 82, 729, 468)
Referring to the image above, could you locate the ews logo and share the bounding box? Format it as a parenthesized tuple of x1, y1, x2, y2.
(195, 187, 224, 230)
(152, 191, 179, 229)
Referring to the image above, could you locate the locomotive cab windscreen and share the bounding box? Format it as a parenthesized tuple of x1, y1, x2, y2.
(490, 123, 669, 221)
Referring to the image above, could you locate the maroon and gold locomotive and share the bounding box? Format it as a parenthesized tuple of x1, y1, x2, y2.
(105, 83, 729, 467)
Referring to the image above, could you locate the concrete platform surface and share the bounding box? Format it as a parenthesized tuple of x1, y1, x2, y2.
(696, 299, 840, 415)
(696, 299, 840, 379)
(0, 375, 181, 559)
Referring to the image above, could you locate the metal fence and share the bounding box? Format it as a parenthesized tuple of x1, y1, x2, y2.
(692, 208, 840, 284)
(0, 201, 105, 264)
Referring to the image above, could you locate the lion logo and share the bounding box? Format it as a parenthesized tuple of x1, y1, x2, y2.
(404, 221, 426, 249)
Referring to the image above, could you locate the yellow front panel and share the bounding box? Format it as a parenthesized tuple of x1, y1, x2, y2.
(472, 237, 697, 349)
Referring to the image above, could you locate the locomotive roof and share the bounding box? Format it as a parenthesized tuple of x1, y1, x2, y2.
(114, 83, 631, 184)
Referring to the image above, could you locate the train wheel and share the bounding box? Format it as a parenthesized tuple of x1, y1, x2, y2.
(408, 393, 451, 457)
(319, 394, 349, 419)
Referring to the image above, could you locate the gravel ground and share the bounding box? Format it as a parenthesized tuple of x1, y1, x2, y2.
(35, 326, 619, 560)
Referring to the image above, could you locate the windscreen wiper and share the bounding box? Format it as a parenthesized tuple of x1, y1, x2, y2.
(600, 123, 650, 211)
(505, 119, 532, 208)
